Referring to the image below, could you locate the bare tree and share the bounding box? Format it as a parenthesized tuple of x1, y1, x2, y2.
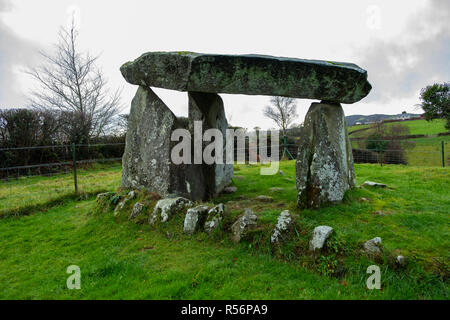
(26, 19, 122, 144)
(263, 96, 298, 136)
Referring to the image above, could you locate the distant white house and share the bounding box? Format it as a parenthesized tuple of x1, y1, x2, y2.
(396, 114, 411, 120)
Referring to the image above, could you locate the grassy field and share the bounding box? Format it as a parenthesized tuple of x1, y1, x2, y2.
(348, 119, 448, 136)
(0, 163, 122, 217)
(0, 162, 448, 299)
(348, 119, 450, 166)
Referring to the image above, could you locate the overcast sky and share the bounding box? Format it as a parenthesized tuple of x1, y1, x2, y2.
(0, 0, 448, 129)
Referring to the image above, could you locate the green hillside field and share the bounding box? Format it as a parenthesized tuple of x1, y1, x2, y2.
(348, 119, 449, 166)
(348, 119, 447, 136)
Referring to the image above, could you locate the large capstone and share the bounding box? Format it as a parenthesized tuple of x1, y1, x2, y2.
(296, 102, 356, 208)
(120, 52, 371, 104)
(188, 91, 233, 196)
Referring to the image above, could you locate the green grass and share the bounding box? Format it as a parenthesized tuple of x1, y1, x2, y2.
(219, 162, 450, 265)
(348, 119, 448, 136)
(348, 119, 450, 166)
(351, 136, 450, 167)
(348, 124, 370, 133)
(0, 162, 122, 217)
(0, 162, 448, 299)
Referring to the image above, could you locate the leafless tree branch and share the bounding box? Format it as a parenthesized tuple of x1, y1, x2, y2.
(26, 18, 123, 143)
(263, 96, 298, 136)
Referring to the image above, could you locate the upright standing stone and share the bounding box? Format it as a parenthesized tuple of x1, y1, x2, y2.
(188, 91, 233, 197)
(122, 86, 190, 198)
(296, 102, 355, 208)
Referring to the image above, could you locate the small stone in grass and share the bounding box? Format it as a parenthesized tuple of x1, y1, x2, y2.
(396, 255, 407, 267)
(362, 181, 387, 188)
(129, 202, 144, 219)
(223, 186, 237, 194)
(309, 226, 334, 251)
(363, 237, 382, 255)
(256, 195, 273, 202)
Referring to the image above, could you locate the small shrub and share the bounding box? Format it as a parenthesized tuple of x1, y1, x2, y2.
(317, 255, 339, 277)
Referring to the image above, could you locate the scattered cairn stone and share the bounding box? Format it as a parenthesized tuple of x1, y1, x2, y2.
(204, 203, 225, 235)
(374, 210, 386, 216)
(269, 187, 284, 193)
(396, 255, 407, 267)
(129, 202, 145, 220)
(271, 210, 295, 244)
(114, 199, 129, 216)
(362, 181, 387, 188)
(120, 52, 371, 103)
(96, 192, 115, 203)
(96, 192, 121, 213)
(256, 195, 273, 202)
(363, 237, 382, 256)
(127, 190, 136, 200)
(359, 197, 370, 202)
(223, 186, 237, 194)
(183, 205, 209, 235)
(296, 102, 356, 208)
(114, 190, 138, 216)
(309, 226, 334, 251)
(231, 208, 258, 244)
(114, 190, 139, 216)
(150, 197, 193, 225)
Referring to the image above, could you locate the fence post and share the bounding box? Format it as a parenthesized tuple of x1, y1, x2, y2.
(442, 141, 445, 168)
(380, 150, 383, 167)
(282, 135, 295, 160)
(72, 143, 78, 194)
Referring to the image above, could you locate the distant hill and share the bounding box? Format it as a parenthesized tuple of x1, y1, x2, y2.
(345, 113, 422, 126)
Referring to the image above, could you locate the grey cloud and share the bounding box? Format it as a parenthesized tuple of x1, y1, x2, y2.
(358, 0, 450, 103)
(0, 0, 38, 108)
(0, 0, 11, 11)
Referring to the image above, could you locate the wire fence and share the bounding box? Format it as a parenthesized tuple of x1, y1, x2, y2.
(0, 143, 124, 216)
(1, 138, 448, 216)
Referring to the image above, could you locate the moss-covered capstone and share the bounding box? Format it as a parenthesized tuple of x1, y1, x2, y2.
(120, 51, 371, 104)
